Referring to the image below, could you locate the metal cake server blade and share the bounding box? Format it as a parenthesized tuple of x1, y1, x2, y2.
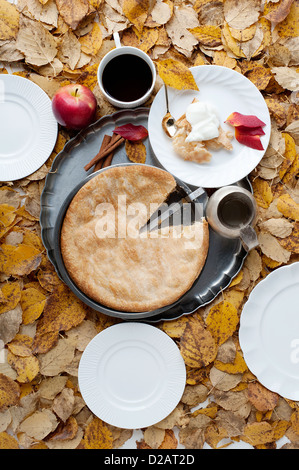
(140, 186, 206, 233)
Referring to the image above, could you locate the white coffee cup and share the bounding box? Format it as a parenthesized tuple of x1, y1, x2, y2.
(97, 32, 156, 109)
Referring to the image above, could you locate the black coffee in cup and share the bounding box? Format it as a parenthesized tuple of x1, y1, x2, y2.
(217, 194, 253, 229)
(102, 54, 153, 103)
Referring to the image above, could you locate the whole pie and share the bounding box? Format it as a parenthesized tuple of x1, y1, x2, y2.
(60, 165, 209, 312)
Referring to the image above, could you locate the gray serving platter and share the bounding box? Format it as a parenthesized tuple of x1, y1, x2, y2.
(40, 107, 249, 322)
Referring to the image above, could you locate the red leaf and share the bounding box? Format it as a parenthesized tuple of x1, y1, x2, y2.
(226, 112, 266, 128)
(237, 126, 265, 136)
(113, 123, 148, 141)
(235, 128, 264, 150)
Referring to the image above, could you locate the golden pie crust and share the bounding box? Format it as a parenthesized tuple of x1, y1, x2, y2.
(60, 165, 209, 312)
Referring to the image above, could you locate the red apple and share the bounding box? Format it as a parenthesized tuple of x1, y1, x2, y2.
(52, 84, 97, 130)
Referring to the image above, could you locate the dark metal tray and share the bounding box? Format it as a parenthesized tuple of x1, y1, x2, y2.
(40, 107, 249, 322)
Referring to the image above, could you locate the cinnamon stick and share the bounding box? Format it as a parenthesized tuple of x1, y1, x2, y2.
(93, 134, 111, 172)
(84, 134, 124, 171)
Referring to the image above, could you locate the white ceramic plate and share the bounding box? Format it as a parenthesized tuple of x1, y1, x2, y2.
(148, 65, 271, 188)
(78, 322, 186, 429)
(239, 262, 299, 400)
(0, 74, 58, 181)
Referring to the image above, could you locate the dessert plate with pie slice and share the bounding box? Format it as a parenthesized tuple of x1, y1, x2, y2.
(148, 65, 271, 188)
(0, 74, 58, 181)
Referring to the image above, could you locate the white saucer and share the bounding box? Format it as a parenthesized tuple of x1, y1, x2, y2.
(78, 322, 186, 429)
(148, 65, 271, 188)
(239, 262, 299, 400)
(0, 74, 58, 181)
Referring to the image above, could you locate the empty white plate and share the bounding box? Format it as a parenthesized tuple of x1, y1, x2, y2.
(0, 74, 57, 181)
(78, 322, 186, 429)
(239, 262, 299, 400)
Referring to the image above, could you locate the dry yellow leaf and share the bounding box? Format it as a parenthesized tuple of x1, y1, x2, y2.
(0, 281, 21, 315)
(265, 96, 287, 128)
(7, 350, 40, 383)
(161, 316, 188, 338)
(189, 25, 222, 47)
(214, 351, 248, 374)
(156, 58, 199, 91)
(272, 420, 291, 441)
(0, 204, 17, 238)
(83, 417, 113, 449)
(251, 177, 273, 209)
(247, 66, 273, 91)
(241, 421, 275, 446)
(205, 423, 229, 449)
(79, 22, 102, 55)
(0, 373, 20, 410)
(0, 243, 42, 276)
(278, 221, 299, 253)
(22, 229, 44, 252)
(213, 50, 237, 69)
(7, 334, 33, 357)
(290, 409, 299, 434)
(21, 287, 46, 325)
(0, 432, 19, 449)
(277, 193, 299, 221)
(180, 317, 217, 368)
(76, 63, 99, 90)
(229, 23, 256, 42)
(275, 0, 299, 38)
(206, 301, 239, 346)
(222, 21, 246, 58)
(33, 330, 60, 355)
(139, 26, 159, 52)
(280, 133, 297, 180)
(36, 283, 87, 336)
(122, 0, 149, 32)
(125, 140, 147, 163)
(0, 0, 19, 40)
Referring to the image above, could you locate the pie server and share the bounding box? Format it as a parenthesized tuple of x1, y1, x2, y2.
(140, 186, 206, 233)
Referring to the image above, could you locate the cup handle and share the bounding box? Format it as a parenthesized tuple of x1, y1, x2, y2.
(113, 32, 122, 48)
(239, 225, 259, 252)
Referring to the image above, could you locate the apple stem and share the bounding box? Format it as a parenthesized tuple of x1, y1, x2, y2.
(75, 88, 79, 97)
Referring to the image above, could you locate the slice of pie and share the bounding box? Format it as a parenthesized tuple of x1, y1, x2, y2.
(60, 165, 209, 312)
(172, 99, 233, 163)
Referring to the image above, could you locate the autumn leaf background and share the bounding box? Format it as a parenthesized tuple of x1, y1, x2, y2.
(0, 0, 299, 450)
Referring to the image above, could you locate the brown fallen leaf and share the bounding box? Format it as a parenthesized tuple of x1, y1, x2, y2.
(248, 381, 279, 412)
(264, 0, 294, 24)
(180, 317, 217, 368)
(16, 16, 57, 67)
(55, 0, 89, 30)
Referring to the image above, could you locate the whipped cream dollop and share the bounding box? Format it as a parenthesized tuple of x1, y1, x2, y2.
(185, 101, 220, 142)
